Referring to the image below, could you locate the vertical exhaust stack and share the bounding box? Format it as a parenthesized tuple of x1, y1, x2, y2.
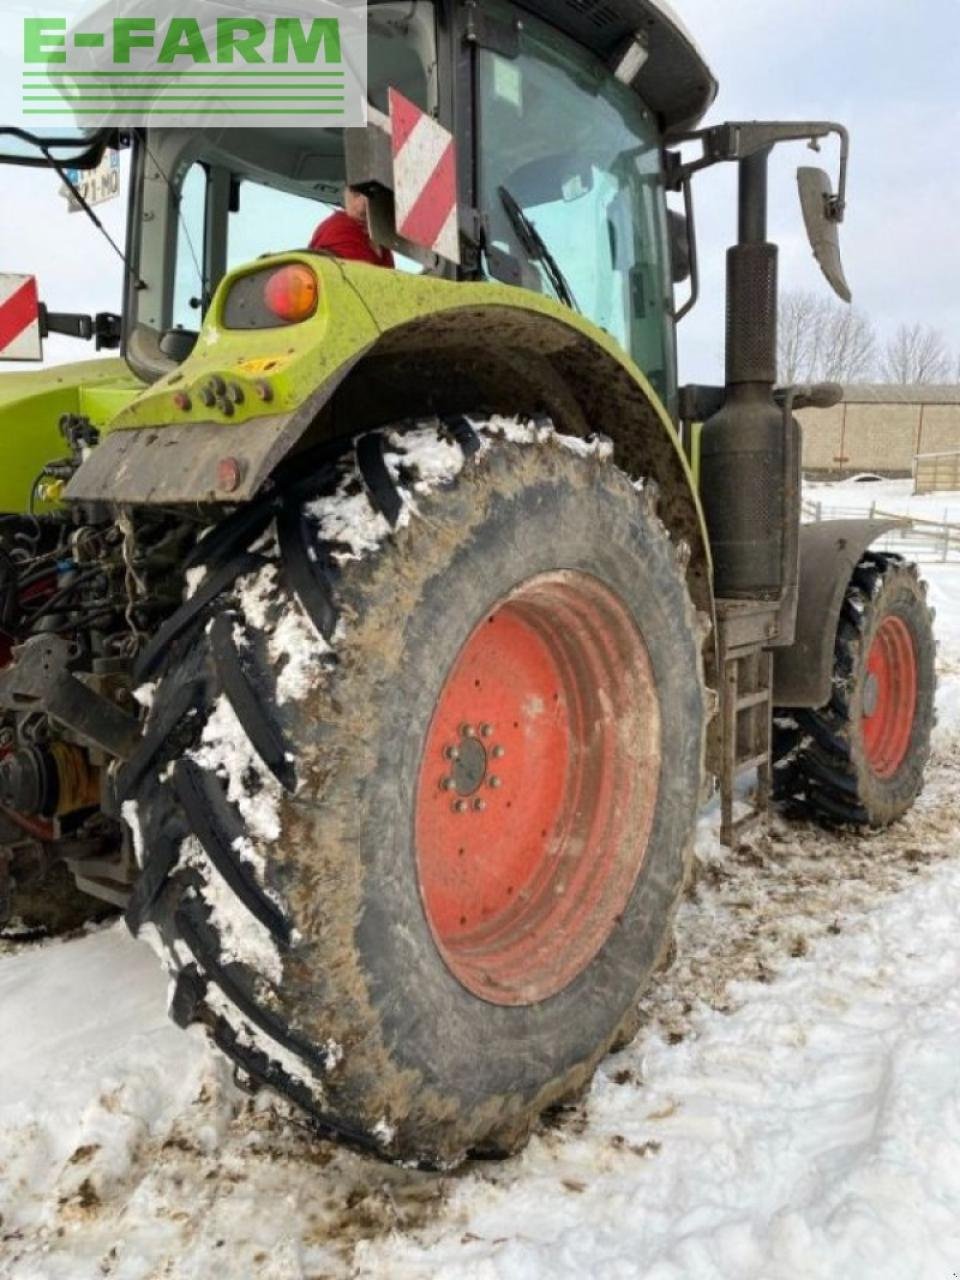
(700, 148, 801, 603)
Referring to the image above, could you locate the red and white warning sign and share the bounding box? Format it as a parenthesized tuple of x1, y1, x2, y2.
(389, 89, 460, 265)
(0, 275, 42, 362)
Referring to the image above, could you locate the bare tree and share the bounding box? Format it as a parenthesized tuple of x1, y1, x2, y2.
(818, 304, 877, 383)
(777, 289, 876, 384)
(880, 323, 952, 384)
(778, 290, 820, 384)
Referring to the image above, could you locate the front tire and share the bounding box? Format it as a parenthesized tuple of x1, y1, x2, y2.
(122, 418, 705, 1166)
(773, 552, 936, 827)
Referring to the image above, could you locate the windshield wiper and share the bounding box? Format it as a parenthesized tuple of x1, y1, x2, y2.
(498, 185, 578, 312)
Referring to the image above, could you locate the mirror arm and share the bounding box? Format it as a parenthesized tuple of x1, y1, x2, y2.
(39, 305, 122, 350)
(667, 120, 849, 222)
(672, 174, 699, 323)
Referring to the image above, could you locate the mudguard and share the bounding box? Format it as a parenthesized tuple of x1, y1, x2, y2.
(773, 518, 901, 709)
(58, 255, 715, 626)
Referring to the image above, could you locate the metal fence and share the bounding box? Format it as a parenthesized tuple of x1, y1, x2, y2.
(802, 499, 960, 563)
(914, 450, 960, 495)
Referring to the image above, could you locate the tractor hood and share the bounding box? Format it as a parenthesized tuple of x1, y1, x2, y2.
(0, 357, 143, 513)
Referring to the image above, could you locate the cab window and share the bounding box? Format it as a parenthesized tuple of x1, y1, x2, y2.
(477, 10, 675, 404)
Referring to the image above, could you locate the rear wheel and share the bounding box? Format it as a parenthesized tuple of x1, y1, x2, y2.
(773, 552, 935, 827)
(122, 418, 706, 1166)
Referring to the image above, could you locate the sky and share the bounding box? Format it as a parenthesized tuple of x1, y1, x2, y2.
(676, 0, 960, 381)
(0, 0, 957, 381)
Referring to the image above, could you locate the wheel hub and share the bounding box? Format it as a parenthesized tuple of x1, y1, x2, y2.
(862, 671, 879, 718)
(415, 570, 661, 1007)
(441, 726, 497, 798)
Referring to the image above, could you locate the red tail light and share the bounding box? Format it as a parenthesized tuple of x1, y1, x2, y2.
(263, 265, 319, 323)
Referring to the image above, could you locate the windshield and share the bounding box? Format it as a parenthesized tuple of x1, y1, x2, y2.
(477, 7, 675, 405)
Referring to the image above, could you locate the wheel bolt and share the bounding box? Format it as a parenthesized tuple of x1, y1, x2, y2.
(460, 724, 476, 738)
(492, 745, 505, 759)
(473, 798, 486, 812)
(480, 723, 494, 738)
(440, 777, 457, 791)
(488, 776, 502, 789)
(453, 799, 468, 813)
(444, 745, 460, 761)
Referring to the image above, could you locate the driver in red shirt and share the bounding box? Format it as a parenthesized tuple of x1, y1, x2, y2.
(310, 186, 394, 268)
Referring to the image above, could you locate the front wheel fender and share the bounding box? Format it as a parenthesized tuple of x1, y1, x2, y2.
(773, 518, 901, 709)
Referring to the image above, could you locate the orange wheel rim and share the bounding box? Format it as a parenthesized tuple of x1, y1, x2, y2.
(414, 571, 661, 1006)
(861, 614, 917, 779)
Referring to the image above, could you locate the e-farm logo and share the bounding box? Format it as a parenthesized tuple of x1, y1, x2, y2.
(16, 0, 366, 126)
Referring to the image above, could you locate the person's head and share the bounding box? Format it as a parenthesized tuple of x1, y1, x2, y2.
(344, 185, 369, 223)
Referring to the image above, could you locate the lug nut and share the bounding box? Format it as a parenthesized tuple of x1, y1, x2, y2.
(172, 391, 191, 411)
(460, 724, 476, 738)
(492, 745, 506, 759)
(473, 798, 486, 812)
(480, 723, 494, 737)
(488, 776, 502, 789)
(444, 745, 460, 761)
(209, 375, 226, 396)
(226, 382, 244, 405)
(254, 379, 273, 403)
(441, 777, 457, 791)
(453, 800, 468, 814)
(216, 396, 235, 418)
(199, 387, 215, 408)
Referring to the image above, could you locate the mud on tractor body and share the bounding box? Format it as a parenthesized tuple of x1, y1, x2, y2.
(0, 0, 935, 1165)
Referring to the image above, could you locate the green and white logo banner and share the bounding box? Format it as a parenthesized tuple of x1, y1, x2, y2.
(1, 0, 366, 127)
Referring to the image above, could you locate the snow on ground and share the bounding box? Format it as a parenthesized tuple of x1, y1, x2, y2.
(2, 497, 960, 1279)
(805, 474, 960, 525)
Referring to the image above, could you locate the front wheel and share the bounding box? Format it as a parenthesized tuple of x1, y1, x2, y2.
(123, 417, 706, 1166)
(774, 552, 936, 827)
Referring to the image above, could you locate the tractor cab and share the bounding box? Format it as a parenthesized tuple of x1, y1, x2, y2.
(1, 0, 716, 412)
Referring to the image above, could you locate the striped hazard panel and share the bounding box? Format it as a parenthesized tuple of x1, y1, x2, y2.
(389, 88, 460, 264)
(0, 275, 41, 361)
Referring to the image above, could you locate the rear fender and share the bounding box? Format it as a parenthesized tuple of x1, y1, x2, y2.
(65, 259, 715, 627)
(773, 518, 901, 708)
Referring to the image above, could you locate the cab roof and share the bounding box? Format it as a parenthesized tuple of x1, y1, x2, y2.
(515, 0, 717, 133)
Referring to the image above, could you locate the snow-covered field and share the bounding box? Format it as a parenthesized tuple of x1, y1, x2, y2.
(805, 474, 960, 527)
(2, 493, 960, 1279)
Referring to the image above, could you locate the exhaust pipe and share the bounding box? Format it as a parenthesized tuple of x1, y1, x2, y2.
(699, 148, 801, 607)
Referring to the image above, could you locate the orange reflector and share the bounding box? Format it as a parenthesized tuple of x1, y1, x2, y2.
(263, 264, 318, 323)
(217, 456, 244, 493)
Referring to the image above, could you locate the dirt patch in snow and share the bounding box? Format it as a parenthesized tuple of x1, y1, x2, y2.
(649, 740, 960, 1034)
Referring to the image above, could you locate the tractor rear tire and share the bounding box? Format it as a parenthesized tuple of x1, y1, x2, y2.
(773, 552, 935, 827)
(122, 418, 705, 1167)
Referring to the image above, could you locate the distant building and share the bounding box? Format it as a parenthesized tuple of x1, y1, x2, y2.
(798, 385, 960, 476)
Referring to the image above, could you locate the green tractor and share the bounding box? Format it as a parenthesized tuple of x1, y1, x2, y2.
(0, 0, 935, 1167)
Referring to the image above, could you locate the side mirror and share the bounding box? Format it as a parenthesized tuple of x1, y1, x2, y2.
(797, 166, 851, 303)
(667, 209, 691, 285)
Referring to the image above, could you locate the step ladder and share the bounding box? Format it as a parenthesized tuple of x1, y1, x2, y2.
(714, 603, 776, 847)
